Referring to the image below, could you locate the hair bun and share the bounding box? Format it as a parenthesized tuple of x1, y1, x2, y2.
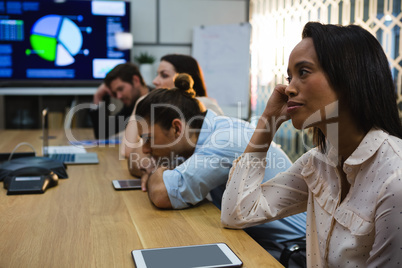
(174, 73, 195, 95)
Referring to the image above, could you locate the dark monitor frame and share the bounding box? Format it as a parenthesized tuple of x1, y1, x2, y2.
(0, 0, 131, 88)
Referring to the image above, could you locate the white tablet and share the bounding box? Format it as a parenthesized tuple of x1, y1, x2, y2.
(131, 243, 243, 268)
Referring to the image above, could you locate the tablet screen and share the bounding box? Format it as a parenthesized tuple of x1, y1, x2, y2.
(132, 243, 242, 268)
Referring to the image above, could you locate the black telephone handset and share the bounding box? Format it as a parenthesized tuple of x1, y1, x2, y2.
(3, 166, 59, 195)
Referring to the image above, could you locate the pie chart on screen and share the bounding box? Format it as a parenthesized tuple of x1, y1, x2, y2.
(30, 15, 83, 66)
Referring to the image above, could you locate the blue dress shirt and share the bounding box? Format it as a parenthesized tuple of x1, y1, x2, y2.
(163, 110, 255, 208)
(163, 110, 306, 242)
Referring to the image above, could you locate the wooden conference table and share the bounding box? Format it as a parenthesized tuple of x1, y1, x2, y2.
(0, 129, 283, 268)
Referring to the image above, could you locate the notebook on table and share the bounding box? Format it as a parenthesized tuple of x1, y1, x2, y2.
(42, 108, 99, 165)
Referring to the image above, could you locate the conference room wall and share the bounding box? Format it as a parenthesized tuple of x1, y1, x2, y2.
(129, 0, 249, 73)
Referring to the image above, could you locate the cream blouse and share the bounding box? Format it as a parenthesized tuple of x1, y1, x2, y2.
(221, 128, 402, 267)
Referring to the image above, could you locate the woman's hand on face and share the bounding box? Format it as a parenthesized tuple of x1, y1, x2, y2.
(263, 84, 290, 122)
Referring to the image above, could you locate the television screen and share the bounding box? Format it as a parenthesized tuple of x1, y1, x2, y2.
(0, 0, 131, 87)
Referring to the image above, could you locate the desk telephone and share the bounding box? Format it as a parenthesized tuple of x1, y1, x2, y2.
(3, 166, 59, 195)
(0, 156, 68, 195)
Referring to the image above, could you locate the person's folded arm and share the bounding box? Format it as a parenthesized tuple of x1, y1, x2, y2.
(221, 152, 308, 229)
(121, 113, 141, 159)
(120, 95, 146, 159)
(121, 96, 151, 177)
(93, 83, 112, 105)
(162, 152, 236, 210)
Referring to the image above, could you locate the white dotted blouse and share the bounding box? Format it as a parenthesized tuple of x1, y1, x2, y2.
(221, 128, 402, 267)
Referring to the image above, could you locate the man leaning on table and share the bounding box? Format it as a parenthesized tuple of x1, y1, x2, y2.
(89, 62, 151, 140)
(129, 73, 307, 265)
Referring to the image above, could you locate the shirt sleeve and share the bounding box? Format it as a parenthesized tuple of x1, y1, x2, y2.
(163, 151, 235, 209)
(221, 151, 309, 229)
(367, 170, 402, 267)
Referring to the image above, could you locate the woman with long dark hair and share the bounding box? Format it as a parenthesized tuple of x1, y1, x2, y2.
(222, 22, 402, 267)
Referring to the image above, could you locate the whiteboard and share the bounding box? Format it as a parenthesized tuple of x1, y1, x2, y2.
(192, 23, 251, 119)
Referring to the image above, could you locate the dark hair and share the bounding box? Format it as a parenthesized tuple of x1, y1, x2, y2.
(302, 22, 402, 151)
(104, 62, 145, 87)
(161, 54, 208, 97)
(136, 73, 206, 130)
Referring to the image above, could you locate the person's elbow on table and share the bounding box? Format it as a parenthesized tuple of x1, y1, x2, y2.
(220, 192, 249, 229)
(221, 213, 246, 230)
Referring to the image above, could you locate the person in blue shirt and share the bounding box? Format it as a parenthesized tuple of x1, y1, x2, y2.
(134, 73, 306, 264)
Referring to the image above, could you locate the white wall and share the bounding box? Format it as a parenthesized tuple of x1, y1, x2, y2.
(129, 0, 249, 85)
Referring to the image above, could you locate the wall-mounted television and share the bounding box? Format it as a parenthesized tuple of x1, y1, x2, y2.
(0, 0, 131, 87)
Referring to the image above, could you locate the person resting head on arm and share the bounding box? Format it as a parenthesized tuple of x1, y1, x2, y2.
(133, 73, 289, 209)
(134, 73, 307, 263)
(121, 54, 223, 176)
(221, 21, 402, 267)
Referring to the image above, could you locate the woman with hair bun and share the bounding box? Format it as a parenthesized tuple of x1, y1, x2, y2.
(121, 54, 222, 161)
(133, 73, 291, 210)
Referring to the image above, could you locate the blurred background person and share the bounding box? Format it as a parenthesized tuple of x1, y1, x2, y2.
(89, 63, 151, 139)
